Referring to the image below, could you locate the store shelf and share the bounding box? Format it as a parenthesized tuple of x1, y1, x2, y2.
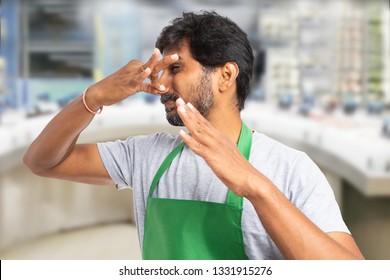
(20, 0, 93, 79)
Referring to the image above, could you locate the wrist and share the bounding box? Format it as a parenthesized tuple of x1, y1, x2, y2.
(244, 172, 272, 202)
(82, 86, 103, 114)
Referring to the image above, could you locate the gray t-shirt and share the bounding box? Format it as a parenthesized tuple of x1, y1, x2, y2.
(97, 131, 349, 259)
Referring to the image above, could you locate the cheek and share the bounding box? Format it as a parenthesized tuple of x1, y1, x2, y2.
(172, 74, 192, 97)
(172, 71, 204, 100)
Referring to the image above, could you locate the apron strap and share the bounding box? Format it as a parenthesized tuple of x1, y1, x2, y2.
(226, 122, 252, 209)
(148, 142, 186, 198)
(148, 123, 253, 208)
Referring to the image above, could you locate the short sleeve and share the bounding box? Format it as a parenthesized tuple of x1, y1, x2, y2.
(97, 132, 179, 190)
(288, 152, 350, 234)
(97, 137, 132, 189)
(97, 133, 159, 189)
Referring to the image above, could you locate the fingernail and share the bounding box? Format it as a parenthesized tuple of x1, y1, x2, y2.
(159, 85, 166, 91)
(178, 106, 186, 113)
(187, 102, 194, 110)
(179, 129, 186, 136)
(171, 54, 179, 60)
(177, 98, 185, 105)
(153, 48, 160, 55)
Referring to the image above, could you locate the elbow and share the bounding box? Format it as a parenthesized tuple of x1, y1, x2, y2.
(23, 151, 49, 177)
(23, 151, 33, 171)
(23, 152, 38, 175)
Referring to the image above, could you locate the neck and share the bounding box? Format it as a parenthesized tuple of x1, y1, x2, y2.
(207, 108, 242, 145)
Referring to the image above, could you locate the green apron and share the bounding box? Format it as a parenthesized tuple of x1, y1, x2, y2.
(142, 123, 252, 260)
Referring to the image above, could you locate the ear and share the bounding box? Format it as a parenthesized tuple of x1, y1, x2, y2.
(218, 62, 239, 92)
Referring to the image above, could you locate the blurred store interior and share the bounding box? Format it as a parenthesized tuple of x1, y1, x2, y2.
(0, 0, 389, 259)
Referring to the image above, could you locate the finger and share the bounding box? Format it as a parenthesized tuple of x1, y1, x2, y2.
(139, 82, 165, 95)
(186, 102, 215, 135)
(149, 72, 166, 93)
(149, 53, 179, 92)
(178, 129, 205, 156)
(133, 48, 163, 92)
(186, 102, 205, 119)
(141, 48, 161, 73)
(176, 98, 212, 139)
(132, 67, 152, 86)
(154, 53, 179, 73)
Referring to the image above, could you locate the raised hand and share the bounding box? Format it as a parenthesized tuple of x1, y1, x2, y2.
(87, 48, 179, 109)
(175, 98, 265, 198)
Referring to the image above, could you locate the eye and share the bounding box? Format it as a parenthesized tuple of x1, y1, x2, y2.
(170, 64, 181, 74)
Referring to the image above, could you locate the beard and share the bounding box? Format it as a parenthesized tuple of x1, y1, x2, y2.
(160, 70, 214, 126)
(160, 92, 183, 126)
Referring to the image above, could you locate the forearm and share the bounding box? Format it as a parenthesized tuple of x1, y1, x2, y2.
(24, 50, 178, 176)
(23, 90, 99, 173)
(246, 173, 364, 260)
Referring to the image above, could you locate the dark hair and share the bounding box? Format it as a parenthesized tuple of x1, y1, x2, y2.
(156, 11, 254, 111)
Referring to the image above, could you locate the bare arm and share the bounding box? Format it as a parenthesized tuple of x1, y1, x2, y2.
(23, 94, 113, 185)
(23, 49, 178, 185)
(176, 99, 364, 260)
(245, 176, 364, 259)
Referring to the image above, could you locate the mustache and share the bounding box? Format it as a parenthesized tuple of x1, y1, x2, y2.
(160, 93, 179, 104)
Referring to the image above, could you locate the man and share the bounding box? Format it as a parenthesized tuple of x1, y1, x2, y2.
(24, 11, 364, 260)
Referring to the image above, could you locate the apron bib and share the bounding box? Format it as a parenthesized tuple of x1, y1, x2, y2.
(142, 123, 252, 260)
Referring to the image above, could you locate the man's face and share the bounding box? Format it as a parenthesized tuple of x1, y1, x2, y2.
(159, 40, 215, 126)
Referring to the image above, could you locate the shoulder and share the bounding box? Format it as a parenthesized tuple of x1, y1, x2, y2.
(135, 132, 183, 155)
(102, 132, 180, 148)
(97, 132, 182, 160)
(133, 132, 180, 147)
(252, 130, 323, 175)
(133, 132, 181, 150)
(250, 131, 324, 194)
(251, 131, 305, 164)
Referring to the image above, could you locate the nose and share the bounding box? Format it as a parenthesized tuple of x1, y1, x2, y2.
(158, 69, 172, 94)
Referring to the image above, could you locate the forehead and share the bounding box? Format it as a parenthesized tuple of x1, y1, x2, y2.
(162, 39, 192, 60)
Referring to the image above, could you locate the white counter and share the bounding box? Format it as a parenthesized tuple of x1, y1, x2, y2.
(1, 100, 389, 196)
(242, 103, 390, 197)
